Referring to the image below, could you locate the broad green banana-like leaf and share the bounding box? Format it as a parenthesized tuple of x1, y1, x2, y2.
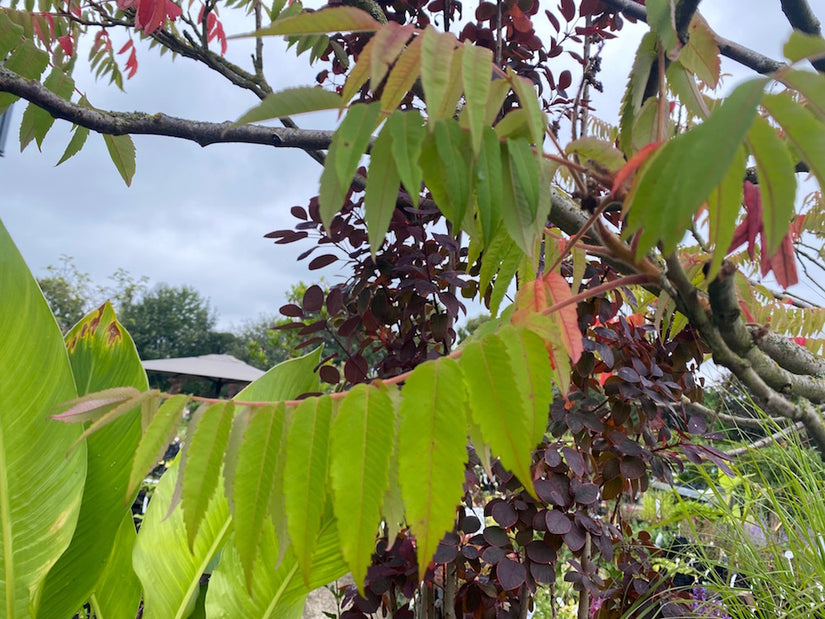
(0, 219, 86, 618)
(38, 302, 146, 618)
(134, 460, 232, 619)
(133, 349, 323, 618)
(89, 512, 142, 619)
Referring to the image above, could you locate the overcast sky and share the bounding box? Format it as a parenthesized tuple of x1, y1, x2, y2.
(0, 2, 814, 330)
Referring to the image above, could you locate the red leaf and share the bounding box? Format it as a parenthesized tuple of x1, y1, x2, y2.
(57, 34, 74, 57)
(117, 39, 134, 55)
(611, 141, 660, 198)
(766, 232, 798, 289)
(559, 0, 575, 22)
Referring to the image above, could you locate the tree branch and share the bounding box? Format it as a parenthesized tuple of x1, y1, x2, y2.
(0, 67, 334, 150)
(779, 0, 825, 72)
(600, 0, 785, 74)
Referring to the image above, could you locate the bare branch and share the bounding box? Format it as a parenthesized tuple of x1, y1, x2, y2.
(600, 0, 785, 74)
(0, 67, 334, 150)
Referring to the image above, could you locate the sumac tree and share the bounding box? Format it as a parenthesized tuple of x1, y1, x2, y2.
(1, 0, 825, 617)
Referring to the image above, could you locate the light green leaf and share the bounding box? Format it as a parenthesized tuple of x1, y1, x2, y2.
(478, 225, 523, 317)
(619, 32, 658, 155)
(433, 119, 472, 225)
(236, 87, 343, 124)
(705, 147, 746, 281)
(462, 44, 493, 156)
(0, 12, 24, 59)
(252, 6, 381, 36)
(133, 459, 232, 619)
(484, 77, 512, 125)
(341, 33, 374, 102)
(369, 22, 413, 92)
(57, 125, 90, 166)
(460, 333, 533, 493)
(677, 15, 720, 88)
(320, 102, 382, 231)
(420, 25, 458, 123)
(494, 108, 533, 140)
(0, 219, 85, 618)
(747, 114, 797, 256)
(783, 31, 825, 64)
(509, 69, 546, 148)
(763, 91, 825, 194)
(380, 35, 422, 114)
(103, 133, 136, 187)
(501, 325, 554, 448)
(127, 394, 188, 500)
(38, 302, 146, 619)
(180, 401, 234, 549)
(330, 383, 395, 589)
(364, 125, 401, 257)
(19, 66, 74, 151)
(566, 137, 625, 173)
(381, 429, 405, 545)
(229, 404, 288, 590)
(284, 396, 333, 585)
(205, 512, 347, 618)
(475, 126, 504, 245)
(0, 40, 49, 112)
(625, 78, 766, 256)
(398, 357, 467, 580)
(646, 0, 679, 54)
(89, 512, 141, 619)
(778, 69, 825, 122)
(501, 137, 541, 258)
(665, 61, 707, 119)
(386, 109, 426, 208)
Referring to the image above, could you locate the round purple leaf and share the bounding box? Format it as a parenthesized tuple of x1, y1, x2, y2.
(496, 558, 527, 591)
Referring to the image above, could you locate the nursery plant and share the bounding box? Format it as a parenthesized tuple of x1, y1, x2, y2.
(1, 0, 825, 617)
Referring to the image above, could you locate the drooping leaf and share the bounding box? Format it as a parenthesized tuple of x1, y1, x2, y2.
(57, 124, 90, 166)
(319, 102, 382, 230)
(127, 394, 188, 499)
(38, 302, 146, 619)
(0, 219, 86, 618)
(706, 147, 746, 280)
(509, 69, 546, 148)
(19, 66, 74, 151)
(369, 22, 414, 91)
(665, 60, 707, 119)
(364, 124, 401, 257)
(461, 334, 534, 495)
(205, 511, 347, 618)
(566, 137, 625, 174)
(236, 87, 343, 124)
(619, 32, 658, 155)
(341, 33, 375, 102)
(398, 357, 468, 580)
(783, 30, 825, 64)
(462, 44, 493, 155)
(133, 459, 232, 619)
(501, 137, 541, 258)
(380, 34, 422, 113)
(284, 396, 333, 584)
(433, 119, 472, 225)
(179, 401, 234, 549)
(501, 325, 554, 448)
(103, 133, 136, 187)
(228, 404, 289, 589)
(763, 92, 825, 200)
(747, 114, 797, 256)
(386, 109, 426, 208)
(330, 383, 396, 589)
(474, 126, 504, 245)
(419, 25, 459, 123)
(625, 78, 766, 256)
(677, 15, 720, 88)
(252, 6, 382, 36)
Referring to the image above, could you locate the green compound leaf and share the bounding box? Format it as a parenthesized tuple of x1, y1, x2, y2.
(364, 124, 401, 257)
(460, 333, 534, 495)
(398, 357, 468, 580)
(236, 87, 343, 124)
(103, 133, 136, 187)
(284, 396, 333, 585)
(625, 78, 766, 256)
(386, 109, 426, 209)
(330, 383, 396, 590)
